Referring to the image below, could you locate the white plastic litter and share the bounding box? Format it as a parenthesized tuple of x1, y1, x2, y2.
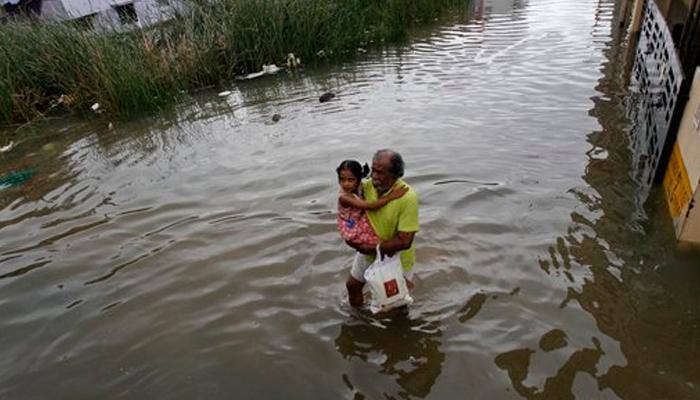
(0, 141, 14, 153)
(286, 53, 301, 68)
(238, 64, 281, 80)
(91, 103, 100, 111)
(363, 245, 413, 314)
(218, 90, 232, 97)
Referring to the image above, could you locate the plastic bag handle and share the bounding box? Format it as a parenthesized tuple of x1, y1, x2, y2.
(375, 244, 382, 259)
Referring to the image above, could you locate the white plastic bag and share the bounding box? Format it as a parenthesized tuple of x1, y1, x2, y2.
(363, 245, 414, 314)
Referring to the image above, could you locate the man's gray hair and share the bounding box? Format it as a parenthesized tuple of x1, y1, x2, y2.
(373, 149, 404, 178)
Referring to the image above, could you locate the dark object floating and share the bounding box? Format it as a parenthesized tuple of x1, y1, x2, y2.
(319, 92, 336, 103)
(0, 168, 37, 190)
(272, 113, 281, 122)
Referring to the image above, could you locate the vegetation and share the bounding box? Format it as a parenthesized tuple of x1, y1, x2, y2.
(0, 0, 464, 125)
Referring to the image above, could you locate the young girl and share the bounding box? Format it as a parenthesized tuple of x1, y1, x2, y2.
(336, 160, 407, 246)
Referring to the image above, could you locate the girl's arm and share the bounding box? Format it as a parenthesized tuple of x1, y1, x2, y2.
(339, 186, 408, 210)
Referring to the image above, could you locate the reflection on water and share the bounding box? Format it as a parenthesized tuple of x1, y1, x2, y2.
(1, 0, 700, 398)
(495, 336, 606, 399)
(336, 312, 444, 399)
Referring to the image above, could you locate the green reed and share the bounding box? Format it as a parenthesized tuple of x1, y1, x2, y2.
(0, 0, 464, 125)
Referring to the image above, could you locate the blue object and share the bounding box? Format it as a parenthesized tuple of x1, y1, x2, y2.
(0, 168, 37, 190)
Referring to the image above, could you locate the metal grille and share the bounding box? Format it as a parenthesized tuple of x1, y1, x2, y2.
(629, 0, 684, 189)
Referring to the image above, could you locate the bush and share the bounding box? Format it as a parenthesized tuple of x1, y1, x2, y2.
(0, 0, 463, 125)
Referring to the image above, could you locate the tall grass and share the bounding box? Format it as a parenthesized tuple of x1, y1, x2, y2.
(0, 0, 464, 125)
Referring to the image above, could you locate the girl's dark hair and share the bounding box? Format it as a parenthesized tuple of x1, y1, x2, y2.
(336, 160, 369, 181)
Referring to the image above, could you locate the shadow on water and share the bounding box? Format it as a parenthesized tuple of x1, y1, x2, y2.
(495, 336, 605, 399)
(335, 311, 445, 399)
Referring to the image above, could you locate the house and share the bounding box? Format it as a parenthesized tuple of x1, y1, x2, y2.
(2, 0, 186, 31)
(2, 0, 41, 16)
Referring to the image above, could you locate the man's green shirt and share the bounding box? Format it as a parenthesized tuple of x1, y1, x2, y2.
(362, 179, 419, 270)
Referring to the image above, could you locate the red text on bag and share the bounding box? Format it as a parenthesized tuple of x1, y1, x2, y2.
(384, 279, 399, 297)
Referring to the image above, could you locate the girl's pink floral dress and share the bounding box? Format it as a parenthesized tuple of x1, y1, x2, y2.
(337, 190, 380, 246)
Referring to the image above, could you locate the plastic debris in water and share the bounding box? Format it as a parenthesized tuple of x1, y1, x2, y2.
(262, 64, 280, 74)
(286, 53, 301, 68)
(218, 91, 232, 97)
(42, 142, 57, 152)
(91, 103, 100, 112)
(238, 64, 281, 80)
(57, 94, 76, 107)
(0, 141, 13, 153)
(319, 92, 336, 103)
(0, 168, 37, 190)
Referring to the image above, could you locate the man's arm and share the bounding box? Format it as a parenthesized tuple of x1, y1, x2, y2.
(345, 231, 415, 257)
(379, 231, 415, 257)
(345, 240, 375, 255)
(339, 186, 407, 210)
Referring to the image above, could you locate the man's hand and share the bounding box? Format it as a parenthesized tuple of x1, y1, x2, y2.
(345, 231, 414, 256)
(378, 231, 415, 256)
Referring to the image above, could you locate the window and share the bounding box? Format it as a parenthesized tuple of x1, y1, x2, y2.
(72, 13, 96, 31)
(114, 3, 137, 25)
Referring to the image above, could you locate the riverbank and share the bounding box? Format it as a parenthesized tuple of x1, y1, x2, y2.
(0, 0, 463, 127)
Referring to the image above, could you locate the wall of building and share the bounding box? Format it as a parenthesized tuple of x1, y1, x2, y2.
(663, 68, 700, 242)
(61, 0, 112, 19)
(38, 0, 185, 31)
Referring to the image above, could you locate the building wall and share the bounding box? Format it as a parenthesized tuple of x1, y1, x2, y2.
(39, 0, 185, 31)
(39, 0, 68, 21)
(677, 69, 700, 190)
(663, 68, 700, 242)
(680, 179, 700, 241)
(62, 0, 113, 19)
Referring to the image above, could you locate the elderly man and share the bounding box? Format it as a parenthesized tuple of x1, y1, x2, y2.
(345, 149, 419, 307)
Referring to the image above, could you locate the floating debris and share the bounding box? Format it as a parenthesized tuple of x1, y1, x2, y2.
(91, 103, 100, 112)
(357, 47, 367, 53)
(0, 168, 37, 190)
(262, 64, 281, 73)
(218, 90, 232, 97)
(316, 49, 326, 58)
(286, 53, 301, 68)
(108, 122, 114, 130)
(0, 141, 14, 153)
(319, 92, 336, 103)
(57, 94, 76, 107)
(42, 142, 57, 153)
(272, 114, 281, 122)
(238, 64, 281, 80)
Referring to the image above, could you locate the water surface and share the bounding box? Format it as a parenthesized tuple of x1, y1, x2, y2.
(2, 0, 700, 399)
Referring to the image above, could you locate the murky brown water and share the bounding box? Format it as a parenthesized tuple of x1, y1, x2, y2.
(2, 0, 700, 399)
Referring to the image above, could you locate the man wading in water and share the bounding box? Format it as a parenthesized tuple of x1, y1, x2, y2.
(345, 149, 419, 307)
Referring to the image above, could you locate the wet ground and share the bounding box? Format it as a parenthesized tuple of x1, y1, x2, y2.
(1, 0, 700, 399)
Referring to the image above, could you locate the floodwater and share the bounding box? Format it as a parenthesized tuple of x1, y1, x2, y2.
(1, 0, 700, 398)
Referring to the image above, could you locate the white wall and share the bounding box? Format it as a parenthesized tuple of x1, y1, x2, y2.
(62, 0, 113, 19)
(664, 68, 700, 243)
(39, 0, 186, 31)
